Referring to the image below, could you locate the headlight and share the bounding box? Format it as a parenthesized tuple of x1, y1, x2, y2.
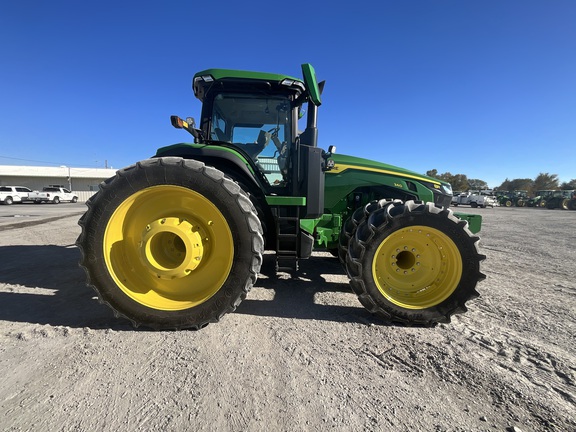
(440, 183, 452, 195)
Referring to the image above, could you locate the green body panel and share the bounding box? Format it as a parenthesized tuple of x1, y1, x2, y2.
(328, 153, 443, 186)
(266, 196, 306, 206)
(324, 153, 443, 210)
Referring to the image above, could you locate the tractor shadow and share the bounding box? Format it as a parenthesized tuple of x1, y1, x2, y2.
(235, 253, 384, 326)
(0, 245, 384, 329)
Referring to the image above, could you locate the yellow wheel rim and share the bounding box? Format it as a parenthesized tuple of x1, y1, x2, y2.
(372, 225, 462, 309)
(103, 185, 233, 311)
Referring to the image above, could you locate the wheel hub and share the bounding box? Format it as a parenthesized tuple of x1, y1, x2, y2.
(372, 226, 462, 309)
(139, 217, 204, 280)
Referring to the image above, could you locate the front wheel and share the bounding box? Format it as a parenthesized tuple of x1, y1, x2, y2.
(338, 200, 388, 267)
(77, 157, 264, 330)
(346, 201, 485, 325)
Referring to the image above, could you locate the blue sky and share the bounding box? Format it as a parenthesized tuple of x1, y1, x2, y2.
(1, 1, 575, 188)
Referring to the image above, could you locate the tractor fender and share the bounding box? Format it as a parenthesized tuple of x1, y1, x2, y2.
(154, 144, 274, 244)
(155, 143, 264, 188)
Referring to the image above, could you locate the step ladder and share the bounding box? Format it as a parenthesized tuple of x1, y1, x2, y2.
(274, 208, 300, 273)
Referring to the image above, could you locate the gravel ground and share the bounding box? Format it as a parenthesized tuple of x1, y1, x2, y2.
(0, 204, 574, 432)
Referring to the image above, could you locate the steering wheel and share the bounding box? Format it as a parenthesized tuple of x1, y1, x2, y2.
(268, 127, 283, 151)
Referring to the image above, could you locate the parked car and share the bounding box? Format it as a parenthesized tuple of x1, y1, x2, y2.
(0, 186, 33, 205)
(28, 186, 78, 204)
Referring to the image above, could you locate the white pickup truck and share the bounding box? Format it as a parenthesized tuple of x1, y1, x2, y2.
(0, 186, 34, 205)
(452, 191, 497, 208)
(28, 186, 78, 204)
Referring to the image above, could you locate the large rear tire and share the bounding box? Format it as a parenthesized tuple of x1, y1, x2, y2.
(346, 200, 485, 325)
(77, 157, 264, 330)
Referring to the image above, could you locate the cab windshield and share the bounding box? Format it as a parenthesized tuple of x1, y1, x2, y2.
(210, 93, 292, 185)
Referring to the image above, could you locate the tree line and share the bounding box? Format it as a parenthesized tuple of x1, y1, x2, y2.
(426, 170, 576, 195)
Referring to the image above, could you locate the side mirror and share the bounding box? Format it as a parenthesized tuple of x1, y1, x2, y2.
(170, 116, 202, 142)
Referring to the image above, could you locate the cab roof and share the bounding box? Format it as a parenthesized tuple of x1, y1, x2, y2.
(193, 68, 305, 102)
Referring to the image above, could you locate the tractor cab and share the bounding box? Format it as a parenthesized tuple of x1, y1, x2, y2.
(193, 71, 300, 186)
(196, 69, 323, 172)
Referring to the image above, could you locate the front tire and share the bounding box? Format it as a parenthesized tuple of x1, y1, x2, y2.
(77, 157, 264, 330)
(346, 200, 485, 325)
(338, 200, 387, 267)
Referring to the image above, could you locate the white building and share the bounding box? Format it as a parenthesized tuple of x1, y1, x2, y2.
(0, 165, 117, 202)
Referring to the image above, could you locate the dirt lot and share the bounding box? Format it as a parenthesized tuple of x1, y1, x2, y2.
(0, 203, 574, 432)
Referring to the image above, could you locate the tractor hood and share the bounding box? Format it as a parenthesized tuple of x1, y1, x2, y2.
(329, 153, 451, 192)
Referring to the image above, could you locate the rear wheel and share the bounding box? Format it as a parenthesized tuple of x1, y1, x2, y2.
(77, 157, 264, 330)
(346, 200, 485, 325)
(4, 196, 13, 205)
(53, 196, 60, 204)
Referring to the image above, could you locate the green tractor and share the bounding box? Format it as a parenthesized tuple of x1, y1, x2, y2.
(497, 190, 528, 207)
(77, 64, 485, 330)
(545, 190, 575, 210)
(527, 190, 554, 207)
